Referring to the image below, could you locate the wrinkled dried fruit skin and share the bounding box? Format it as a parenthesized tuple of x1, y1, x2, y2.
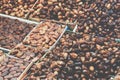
(0, 0, 119, 80)
(29, 0, 82, 22)
(10, 43, 40, 59)
(6, 21, 66, 79)
(0, 44, 44, 80)
(25, 33, 120, 80)
(0, 0, 36, 17)
(23, 21, 65, 50)
(0, 57, 30, 79)
(76, 0, 120, 38)
(0, 16, 35, 49)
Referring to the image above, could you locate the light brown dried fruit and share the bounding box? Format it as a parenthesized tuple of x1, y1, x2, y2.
(89, 66, 94, 71)
(70, 52, 78, 59)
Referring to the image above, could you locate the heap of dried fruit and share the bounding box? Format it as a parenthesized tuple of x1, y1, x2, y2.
(0, 0, 36, 17)
(23, 21, 65, 50)
(0, 56, 30, 80)
(0, 16, 35, 49)
(29, 0, 83, 22)
(10, 43, 41, 59)
(25, 32, 120, 80)
(77, 0, 120, 38)
(0, 45, 41, 80)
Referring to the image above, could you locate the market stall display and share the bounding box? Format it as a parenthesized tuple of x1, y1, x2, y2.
(0, 0, 119, 79)
(25, 32, 120, 79)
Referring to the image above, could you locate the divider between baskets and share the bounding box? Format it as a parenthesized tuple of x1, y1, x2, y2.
(29, 18, 76, 26)
(23, 21, 43, 42)
(0, 13, 39, 24)
(24, 0, 40, 19)
(0, 47, 19, 59)
(0, 47, 11, 52)
(73, 24, 78, 32)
